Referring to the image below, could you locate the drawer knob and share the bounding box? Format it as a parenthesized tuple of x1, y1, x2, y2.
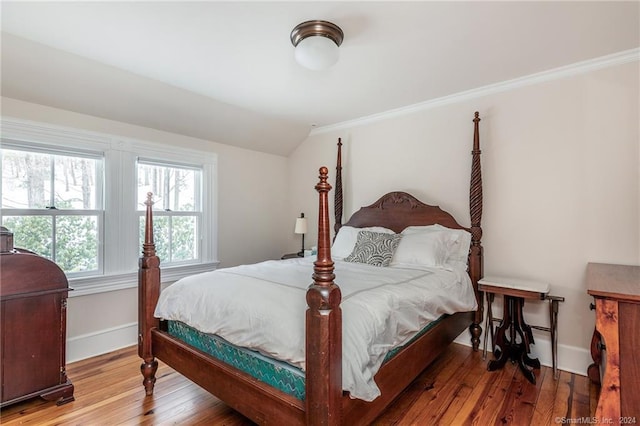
(590, 303, 596, 311)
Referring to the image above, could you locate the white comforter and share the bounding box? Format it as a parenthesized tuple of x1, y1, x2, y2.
(154, 257, 477, 401)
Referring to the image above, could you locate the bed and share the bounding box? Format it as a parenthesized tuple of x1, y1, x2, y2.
(138, 112, 485, 425)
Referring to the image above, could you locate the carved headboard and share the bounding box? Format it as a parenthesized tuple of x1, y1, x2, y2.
(342, 191, 466, 233)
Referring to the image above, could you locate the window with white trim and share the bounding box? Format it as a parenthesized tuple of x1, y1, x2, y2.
(0, 118, 218, 296)
(1, 143, 104, 276)
(136, 159, 202, 266)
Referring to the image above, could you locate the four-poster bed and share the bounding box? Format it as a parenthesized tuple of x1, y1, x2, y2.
(138, 112, 485, 425)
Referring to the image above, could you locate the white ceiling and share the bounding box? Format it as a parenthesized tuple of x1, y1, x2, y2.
(1, 1, 639, 156)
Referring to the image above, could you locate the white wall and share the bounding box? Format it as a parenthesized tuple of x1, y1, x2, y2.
(287, 61, 639, 375)
(2, 58, 637, 373)
(1, 97, 291, 362)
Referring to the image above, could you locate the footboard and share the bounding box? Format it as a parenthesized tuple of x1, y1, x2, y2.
(150, 328, 305, 423)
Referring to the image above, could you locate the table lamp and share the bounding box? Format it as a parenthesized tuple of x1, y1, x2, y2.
(294, 213, 307, 257)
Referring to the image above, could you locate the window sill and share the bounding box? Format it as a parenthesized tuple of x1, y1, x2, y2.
(68, 261, 220, 297)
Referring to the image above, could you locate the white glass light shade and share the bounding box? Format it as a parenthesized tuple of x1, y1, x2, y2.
(294, 217, 308, 234)
(294, 36, 340, 71)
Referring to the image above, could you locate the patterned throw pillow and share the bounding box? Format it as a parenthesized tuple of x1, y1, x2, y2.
(344, 230, 402, 267)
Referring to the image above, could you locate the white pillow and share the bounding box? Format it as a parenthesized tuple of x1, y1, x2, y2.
(332, 226, 395, 260)
(399, 224, 471, 270)
(391, 229, 453, 269)
(401, 225, 441, 235)
(441, 226, 472, 270)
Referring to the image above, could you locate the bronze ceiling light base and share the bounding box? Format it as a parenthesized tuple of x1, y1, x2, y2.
(290, 20, 344, 48)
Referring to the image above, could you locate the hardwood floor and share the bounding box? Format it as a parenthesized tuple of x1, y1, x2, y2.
(1, 343, 597, 425)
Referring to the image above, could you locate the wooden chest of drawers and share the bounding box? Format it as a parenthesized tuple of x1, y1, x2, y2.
(0, 245, 74, 407)
(587, 263, 640, 421)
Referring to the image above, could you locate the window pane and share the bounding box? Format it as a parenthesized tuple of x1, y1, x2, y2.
(139, 215, 169, 263)
(56, 215, 99, 272)
(172, 216, 198, 261)
(137, 163, 166, 210)
(2, 149, 51, 208)
(169, 169, 196, 211)
(54, 155, 98, 209)
(137, 163, 197, 211)
(1, 215, 52, 258)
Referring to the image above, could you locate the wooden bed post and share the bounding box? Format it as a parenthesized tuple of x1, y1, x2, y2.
(138, 192, 160, 395)
(468, 112, 484, 351)
(334, 138, 343, 237)
(306, 167, 343, 426)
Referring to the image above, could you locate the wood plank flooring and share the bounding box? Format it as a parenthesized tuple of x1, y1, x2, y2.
(1, 343, 597, 425)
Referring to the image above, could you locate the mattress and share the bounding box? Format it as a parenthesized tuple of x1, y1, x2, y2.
(167, 320, 306, 400)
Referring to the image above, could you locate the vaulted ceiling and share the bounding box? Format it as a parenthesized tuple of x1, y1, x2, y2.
(2, 1, 638, 155)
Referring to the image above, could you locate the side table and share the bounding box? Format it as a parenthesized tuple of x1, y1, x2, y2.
(281, 253, 303, 260)
(479, 276, 564, 384)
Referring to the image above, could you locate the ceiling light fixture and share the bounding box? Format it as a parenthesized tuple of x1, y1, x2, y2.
(290, 20, 344, 71)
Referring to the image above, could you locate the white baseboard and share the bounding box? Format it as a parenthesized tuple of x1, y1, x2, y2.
(66, 322, 592, 378)
(454, 331, 591, 376)
(66, 322, 138, 364)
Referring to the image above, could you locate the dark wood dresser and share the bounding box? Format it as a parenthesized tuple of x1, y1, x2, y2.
(587, 262, 640, 422)
(0, 228, 74, 407)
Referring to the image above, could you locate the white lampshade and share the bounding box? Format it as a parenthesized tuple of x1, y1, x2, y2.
(290, 20, 344, 71)
(294, 217, 308, 234)
(294, 36, 340, 71)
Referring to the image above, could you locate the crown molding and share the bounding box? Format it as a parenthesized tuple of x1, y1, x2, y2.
(311, 48, 640, 136)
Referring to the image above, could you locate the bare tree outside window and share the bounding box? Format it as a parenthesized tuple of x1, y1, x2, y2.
(136, 160, 201, 266)
(1, 147, 102, 274)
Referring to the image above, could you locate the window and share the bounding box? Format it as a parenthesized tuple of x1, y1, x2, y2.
(1, 144, 103, 276)
(136, 159, 202, 266)
(0, 118, 218, 296)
